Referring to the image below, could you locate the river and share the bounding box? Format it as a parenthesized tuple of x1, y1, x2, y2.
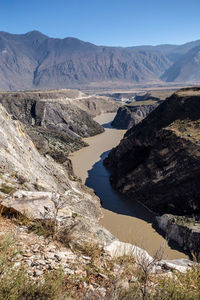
(70, 113, 187, 259)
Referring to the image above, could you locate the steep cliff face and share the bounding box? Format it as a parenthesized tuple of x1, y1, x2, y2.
(104, 88, 200, 215)
(156, 214, 200, 258)
(0, 92, 104, 138)
(0, 103, 116, 245)
(73, 96, 121, 116)
(0, 90, 120, 161)
(111, 103, 159, 129)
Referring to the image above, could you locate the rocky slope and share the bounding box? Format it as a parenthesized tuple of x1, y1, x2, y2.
(111, 103, 159, 129)
(0, 90, 120, 162)
(104, 87, 200, 216)
(0, 90, 104, 138)
(73, 95, 121, 116)
(0, 102, 115, 244)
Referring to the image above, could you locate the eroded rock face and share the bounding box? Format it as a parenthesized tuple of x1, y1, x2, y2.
(0, 103, 115, 245)
(0, 90, 121, 161)
(0, 93, 104, 138)
(73, 96, 121, 116)
(0, 90, 107, 162)
(104, 88, 200, 215)
(156, 214, 200, 257)
(0, 191, 71, 220)
(105, 240, 193, 273)
(111, 103, 159, 129)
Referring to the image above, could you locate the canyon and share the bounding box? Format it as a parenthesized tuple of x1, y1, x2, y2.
(0, 87, 199, 299)
(70, 113, 188, 259)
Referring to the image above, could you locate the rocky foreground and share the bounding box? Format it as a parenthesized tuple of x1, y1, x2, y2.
(0, 89, 198, 299)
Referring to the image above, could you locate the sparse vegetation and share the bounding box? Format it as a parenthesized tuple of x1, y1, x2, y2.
(0, 235, 65, 300)
(152, 266, 200, 300)
(0, 223, 200, 300)
(0, 183, 16, 195)
(119, 267, 200, 300)
(134, 248, 164, 300)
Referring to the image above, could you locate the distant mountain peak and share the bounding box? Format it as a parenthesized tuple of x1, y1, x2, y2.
(21, 30, 49, 43)
(25, 30, 48, 38)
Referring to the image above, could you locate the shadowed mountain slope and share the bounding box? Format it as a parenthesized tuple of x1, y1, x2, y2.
(104, 87, 200, 215)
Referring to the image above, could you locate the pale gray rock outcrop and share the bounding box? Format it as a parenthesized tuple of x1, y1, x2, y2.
(104, 240, 193, 273)
(0, 191, 72, 220)
(0, 103, 114, 245)
(156, 214, 200, 257)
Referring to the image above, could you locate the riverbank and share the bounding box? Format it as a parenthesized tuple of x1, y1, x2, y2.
(70, 113, 188, 259)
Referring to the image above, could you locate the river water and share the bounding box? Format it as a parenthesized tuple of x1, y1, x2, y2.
(70, 113, 187, 259)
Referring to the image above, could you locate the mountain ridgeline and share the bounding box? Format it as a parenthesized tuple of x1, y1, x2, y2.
(0, 31, 200, 90)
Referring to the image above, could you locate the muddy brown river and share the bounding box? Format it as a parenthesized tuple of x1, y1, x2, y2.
(70, 113, 187, 259)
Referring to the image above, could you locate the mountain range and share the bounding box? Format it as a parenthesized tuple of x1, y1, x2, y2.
(0, 30, 200, 90)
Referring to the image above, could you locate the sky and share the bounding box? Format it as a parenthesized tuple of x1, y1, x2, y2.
(0, 0, 200, 47)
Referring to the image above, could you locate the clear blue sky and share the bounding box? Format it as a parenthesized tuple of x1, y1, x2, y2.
(0, 0, 199, 46)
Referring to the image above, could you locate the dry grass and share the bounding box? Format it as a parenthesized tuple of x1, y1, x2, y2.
(0, 235, 66, 300)
(0, 183, 16, 195)
(0, 214, 199, 299)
